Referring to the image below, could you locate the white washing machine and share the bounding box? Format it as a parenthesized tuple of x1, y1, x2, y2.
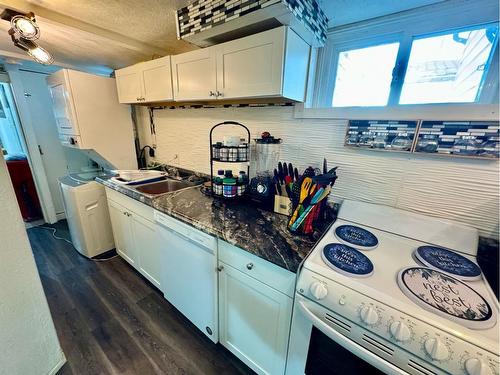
(59, 172, 115, 258)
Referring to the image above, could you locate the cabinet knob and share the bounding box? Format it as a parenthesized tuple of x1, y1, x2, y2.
(209, 90, 215, 97)
(217, 265, 224, 272)
(216, 90, 223, 98)
(136, 97, 141, 101)
(246, 263, 254, 270)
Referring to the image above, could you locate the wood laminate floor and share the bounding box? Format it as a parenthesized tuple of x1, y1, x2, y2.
(28, 221, 254, 375)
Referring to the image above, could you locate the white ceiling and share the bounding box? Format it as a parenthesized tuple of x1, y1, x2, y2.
(0, 0, 450, 74)
(0, 0, 195, 74)
(319, 0, 447, 28)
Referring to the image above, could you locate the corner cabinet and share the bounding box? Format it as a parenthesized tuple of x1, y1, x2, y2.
(105, 188, 162, 289)
(218, 240, 295, 375)
(115, 56, 173, 104)
(172, 26, 310, 102)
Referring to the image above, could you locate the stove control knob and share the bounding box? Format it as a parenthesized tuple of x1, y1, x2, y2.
(309, 282, 328, 300)
(389, 321, 411, 342)
(464, 358, 493, 375)
(424, 338, 449, 361)
(360, 306, 379, 325)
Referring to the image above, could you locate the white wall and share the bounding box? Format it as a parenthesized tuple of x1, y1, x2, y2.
(0, 156, 65, 375)
(137, 105, 499, 239)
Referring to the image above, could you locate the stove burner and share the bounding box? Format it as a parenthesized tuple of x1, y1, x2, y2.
(322, 243, 374, 277)
(415, 246, 482, 281)
(398, 267, 495, 330)
(334, 225, 378, 250)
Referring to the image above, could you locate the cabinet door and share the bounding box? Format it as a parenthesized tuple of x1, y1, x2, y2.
(216, 27, 285, 99)
(171, 48, 217, 101)
(141, 57, 173, 102)
(48, 81, 80, 136)
(108, 200, 136, 265)
(219, 262, 292, 375)
(115, 65, 143, 103)
(131, 213, 161, 288)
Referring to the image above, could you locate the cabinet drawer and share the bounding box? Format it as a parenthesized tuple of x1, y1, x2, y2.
(218, 240, 296, 297)
(105, 187, 154, 222)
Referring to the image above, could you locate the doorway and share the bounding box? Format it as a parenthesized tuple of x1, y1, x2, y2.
(0, 81, 44, 224)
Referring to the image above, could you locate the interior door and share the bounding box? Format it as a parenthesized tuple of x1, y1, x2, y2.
(23, 71, 73, 217)
(171, 48, 217, 101)
(115, 66, 143, 103)
(216, 27, 284, 99)
(218, 262, 292, 375)
(141, 57, 173, 102)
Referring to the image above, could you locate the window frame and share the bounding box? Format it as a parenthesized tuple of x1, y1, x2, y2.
(310, 0, 499, 111)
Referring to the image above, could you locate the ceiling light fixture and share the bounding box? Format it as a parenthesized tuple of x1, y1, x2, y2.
(10, 12, 39, 40)
(1, 8, 53, 65)
(9, 29, 53, 65)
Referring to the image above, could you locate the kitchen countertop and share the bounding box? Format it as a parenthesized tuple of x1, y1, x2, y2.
(97, 177, 334, 273)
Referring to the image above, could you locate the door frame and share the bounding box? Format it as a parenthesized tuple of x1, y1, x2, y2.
(4, 64, 59, 223)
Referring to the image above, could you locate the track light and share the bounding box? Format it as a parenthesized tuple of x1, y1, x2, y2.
(1, 9, 53, 65)
(11, 12, 39, 40)
(9, 30, 53, 65)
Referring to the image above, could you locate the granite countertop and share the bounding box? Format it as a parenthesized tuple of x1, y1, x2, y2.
(98, 177, 333, 273)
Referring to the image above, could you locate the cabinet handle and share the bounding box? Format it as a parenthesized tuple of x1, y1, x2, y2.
(136, 97, 141, 101)
(217, 265, 224, 272)
(216, 91, 223, 98)
(246, 263, 254, 270)
(209, 90, 215, 97)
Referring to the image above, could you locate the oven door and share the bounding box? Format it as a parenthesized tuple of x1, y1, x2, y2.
(286, 295, 409, 375)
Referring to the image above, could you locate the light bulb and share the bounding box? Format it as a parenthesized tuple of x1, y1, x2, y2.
(28, 45, 53, 65)
(11, 15, 39, 40)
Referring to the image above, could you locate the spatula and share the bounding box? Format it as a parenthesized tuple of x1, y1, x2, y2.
(288, 177, 312, 228)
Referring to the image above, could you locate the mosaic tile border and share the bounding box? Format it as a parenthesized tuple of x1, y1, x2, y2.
(345, 119, 500, 159)
(177, 0, 328, 45)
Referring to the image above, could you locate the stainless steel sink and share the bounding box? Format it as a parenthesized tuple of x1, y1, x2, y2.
(132, 179, 198, 196)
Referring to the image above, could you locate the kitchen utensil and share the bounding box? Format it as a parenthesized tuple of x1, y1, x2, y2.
(390, 132, 412, 151)
(323, 158, 327, 174)
(274, 176, 282, 195)
(283, 162, 289, 179)
(289, 177, 312, 227)
(288, 163, 294, 180)
(294, 168, 299, 181)
(278, 162, 284, 181)
(291, 186, 331, 231)
(285, 184, 292, 198)
(285, 175, 292, 185)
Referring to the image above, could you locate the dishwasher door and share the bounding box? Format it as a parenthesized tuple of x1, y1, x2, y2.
(156, 214, 218, 343)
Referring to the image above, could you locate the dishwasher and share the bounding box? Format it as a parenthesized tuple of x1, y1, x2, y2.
(154, 210, 218, 343)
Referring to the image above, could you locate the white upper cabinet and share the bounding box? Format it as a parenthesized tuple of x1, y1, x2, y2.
(174, 26, 310, 102)
(117, 27, 310, 103)
(115, 56, 173, 104)
(216, 26, 309, 101)
(171, 48, 217, 101)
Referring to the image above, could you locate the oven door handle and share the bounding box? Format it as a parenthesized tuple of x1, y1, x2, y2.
(297, 300, 408, 375)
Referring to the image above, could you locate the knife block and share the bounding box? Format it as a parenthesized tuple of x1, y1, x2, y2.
(274, 195, 292, 216)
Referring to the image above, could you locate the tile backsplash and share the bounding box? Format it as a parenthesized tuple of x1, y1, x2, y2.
(136, 105, 499, 239)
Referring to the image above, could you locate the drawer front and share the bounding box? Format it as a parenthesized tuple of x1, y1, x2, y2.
(105, 187, 154, 222)
(218, 240, 296, 297)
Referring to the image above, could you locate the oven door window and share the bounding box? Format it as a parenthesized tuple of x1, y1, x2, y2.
(305, 327, 385, 375)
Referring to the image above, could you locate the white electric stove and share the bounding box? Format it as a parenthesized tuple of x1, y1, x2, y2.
(286, 200, 499, 375)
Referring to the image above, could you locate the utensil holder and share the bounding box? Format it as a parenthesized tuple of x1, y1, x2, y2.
(274, 195, 292, 216)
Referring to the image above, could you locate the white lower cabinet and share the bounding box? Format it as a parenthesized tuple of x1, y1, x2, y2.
(218, 241, 294, 375)
(108, 199, 137, 265)
(106, 191, 161, 289)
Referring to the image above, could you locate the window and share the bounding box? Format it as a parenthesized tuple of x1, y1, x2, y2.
(332, 43, 400, 107)
(400, 25, 499, 104)
(314, 0, 500, 110)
